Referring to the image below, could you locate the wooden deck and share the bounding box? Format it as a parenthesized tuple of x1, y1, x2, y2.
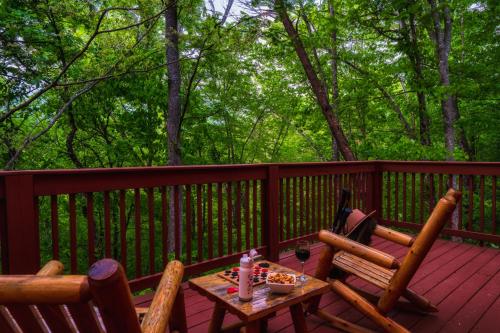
(134, 236, 500, 332)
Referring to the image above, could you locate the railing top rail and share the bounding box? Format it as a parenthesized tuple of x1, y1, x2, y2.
(0, 161, 498, 196)
(0, 161, 378, 176)
(378, 161, 500, 175)
(1, 160, 498, 177)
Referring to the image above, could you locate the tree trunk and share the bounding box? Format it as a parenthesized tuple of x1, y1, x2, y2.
(328, 0, 340, 161)
(428, 0, 461, 240)
(408, 14, 431, 146)
(428, 0, 457, 160)
(165, 2, 183, 253)
(275, 0, 356, 161)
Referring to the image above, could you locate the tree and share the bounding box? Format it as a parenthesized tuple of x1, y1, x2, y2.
(274, 0, 356, 161)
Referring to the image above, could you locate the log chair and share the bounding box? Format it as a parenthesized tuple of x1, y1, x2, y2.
(0, 259, 187, 333)
(307, 188, 462, 333)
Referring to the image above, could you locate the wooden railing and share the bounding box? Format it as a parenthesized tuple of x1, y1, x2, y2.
(0, 161, 498, 290)
(379, 161, 499, 243)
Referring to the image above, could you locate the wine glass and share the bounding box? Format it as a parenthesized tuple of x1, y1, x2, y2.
(295, 240, 311, 282)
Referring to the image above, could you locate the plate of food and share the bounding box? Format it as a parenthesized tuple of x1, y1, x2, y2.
(266, 272, 296, 294)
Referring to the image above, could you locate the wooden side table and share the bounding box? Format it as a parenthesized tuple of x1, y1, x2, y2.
(189, 261, 329, 333)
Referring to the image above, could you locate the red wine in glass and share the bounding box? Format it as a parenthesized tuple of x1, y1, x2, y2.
(295, 240, 311, 282)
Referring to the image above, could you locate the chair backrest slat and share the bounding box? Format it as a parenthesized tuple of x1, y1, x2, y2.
(6, 305, 45, 333)
(67, 302, 103, 333)
(378, 188, 461, 313)
(37, 305, 75, 332)
(0, 306, 21, 333)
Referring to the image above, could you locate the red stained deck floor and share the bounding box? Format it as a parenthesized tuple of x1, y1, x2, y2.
(134, 237, 500, 332)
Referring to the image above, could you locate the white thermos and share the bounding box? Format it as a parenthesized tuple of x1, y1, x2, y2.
(238, 253, 253, 301)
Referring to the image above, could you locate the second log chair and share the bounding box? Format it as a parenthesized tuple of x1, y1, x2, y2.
(307, 188, 462, 333)
(0, 258, 187, 333)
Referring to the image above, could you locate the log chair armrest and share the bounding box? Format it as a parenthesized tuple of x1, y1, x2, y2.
(37, 260, 64, 276)
(318, 230, 400, 269)
(141, 260, 184, 333)
(373, 225, 415, 247)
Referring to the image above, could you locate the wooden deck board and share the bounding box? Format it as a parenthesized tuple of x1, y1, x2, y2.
(134, 236, 500, 332)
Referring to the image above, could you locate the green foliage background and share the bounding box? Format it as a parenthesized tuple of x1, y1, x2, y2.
(1, 0, 498, 169)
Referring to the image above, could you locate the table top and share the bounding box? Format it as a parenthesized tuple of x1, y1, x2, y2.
(188, 260, 329, 321)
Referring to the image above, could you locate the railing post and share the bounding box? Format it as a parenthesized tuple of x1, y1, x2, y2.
(366, 162, 383, 222)
(264, 165, 280, 262)
(4, 174, 40, 273)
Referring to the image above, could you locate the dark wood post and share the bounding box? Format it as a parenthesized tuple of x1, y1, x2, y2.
(4, 174, 40, 273)
(264, 165, 280, 262)
(366, 162, 383, 222)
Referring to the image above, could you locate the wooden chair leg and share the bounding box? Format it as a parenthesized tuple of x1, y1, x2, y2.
(169, 288, 188, 333)
(315, 309, 374, 333)
(403, 288, 438, 313)
(330, 280, 409, 333)
(347, 284, 436, 314)
(307, 245, 336, 313)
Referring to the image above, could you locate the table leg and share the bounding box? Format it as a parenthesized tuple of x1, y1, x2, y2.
(290, 303, 308, 333)
(208, 303, 226, 333)
(245, 320, 260, 333)
(260, 317, 268, 332)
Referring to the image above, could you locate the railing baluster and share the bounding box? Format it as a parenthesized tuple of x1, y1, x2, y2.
(306, 176, 310, 234)
(197, 184, 203, 262)
(311, 176, 316, 233)
(185, 185, 192, 265)
(134, 189, 141, 277)
(119, 190, 127, 271)
(286, 177, 291, 239)
(402, 173, 407, 222)
(104, 191, 111, 258)
(411, 173, 416, 223)
(174, 185, 180, 260)
(299, 177, 304, 235)
(217, 183, 223, 257)
(386, 172, 391, 222)
(208, 183, 213, 259)
(447, 174, 453, 227)
(279, 178, 284, 242)
(244, 180, 250, 250)
(252, 180, 258, 247)
(236, 181, 241, 252)
(147, 188, 155, 274)
(86, 192, 95, 266)
(429, 173, 435, 215)
(439, 174, 444, 197)
(480, 176, 485, 234)
(50, 195, 59, 260)
(351, 174, 356, 208)
(292, 177, 297, 238)
(468, 176, 474, 231)
(419, 173, 424, 224)
(394, 172, 399, 222)
(227, 182, 233, 255)
(317, 175, 322, 231)
(328, 175, 333, 227)
(161, 186, 168, 265)
(458, 175, 463, 229)
(69, 194, 77, 274)
(493, 176, 497, 235)
(260, 179, 265, 249)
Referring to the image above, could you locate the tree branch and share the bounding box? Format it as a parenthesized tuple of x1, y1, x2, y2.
(0, 5, 171, 122)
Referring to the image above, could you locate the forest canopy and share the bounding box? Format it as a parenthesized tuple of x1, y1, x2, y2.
(1, 0, 498, 170)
